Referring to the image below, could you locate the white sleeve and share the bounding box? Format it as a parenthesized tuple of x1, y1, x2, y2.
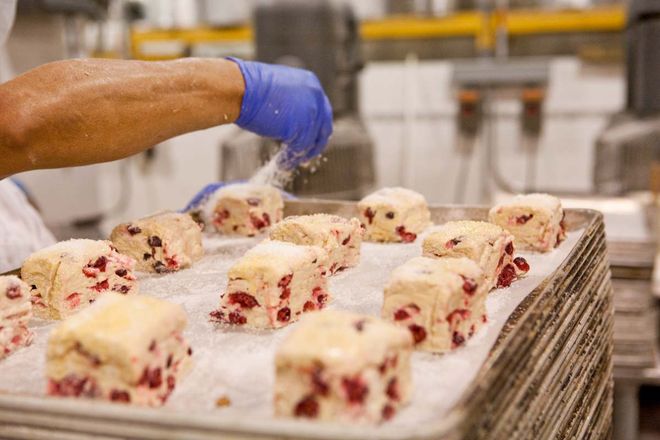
(0, 179, 56, 273)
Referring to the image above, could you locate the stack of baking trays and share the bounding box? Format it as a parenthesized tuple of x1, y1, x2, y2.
(0, 201, 613, 440)
(608, 240, 658, 368)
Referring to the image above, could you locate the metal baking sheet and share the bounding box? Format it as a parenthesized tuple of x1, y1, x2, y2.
(0, 201, 612, 440)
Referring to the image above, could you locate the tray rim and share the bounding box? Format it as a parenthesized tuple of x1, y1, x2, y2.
(0, 201, 605, 440)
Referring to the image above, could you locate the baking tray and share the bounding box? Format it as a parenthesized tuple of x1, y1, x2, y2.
(0, 201, 613, 440)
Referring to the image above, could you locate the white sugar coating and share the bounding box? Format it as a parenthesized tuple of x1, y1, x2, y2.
(426, 220, 504, 239)
(24, 239, 110, 260)
(493, 193, 562, 214)
(360, 187, 427, 207)
(0, 228, 583, 434)
(242, 239, 317, 261)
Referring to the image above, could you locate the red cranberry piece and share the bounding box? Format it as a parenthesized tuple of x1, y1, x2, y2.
(82, 267, 97, 278)
(228, 311, 247, 325)
(382, 404, 396, 420)
(316, 294, 328, 307)
(278, 274, 293, 288)
(445, 238, 461, 249)
(115, 269, 128, 277)
(396, 226, 417, 243)
(228, 292, 259, 309)
(126, 225, 142, 235)
(294, 395, 319, 418)
(143, 252, 152, 261)
(153, 261, 170, 273)
(147, 236, 162, 247)
(167, 376, 176, 392)
(461, 277, 477, 295)
(469, 324, 476, 337)
(55, 375, 88, 397)
(139, 367, 162, 388)
(250, 214, 267, 230)
(482, 314, 488, 323)
(66, 292, 81, 308)
(209, 310, 224, 321)
(263, 213, 271, 227)
(311, 367, 329, 396)
(364, 207, 376, 225)
(408, 324, 427, 344)
(452, 331, 466, 348)
(505, 241, 514, 255)
(112, 284, 130, 294)
(149, 340, 156, 351)
(446, 309, 470, 325)
(187, 347, 193, 356)
(277, 307, 291, 322)
(215, 209, 230, 225)
(496, 264, 517, 288)
(303, 301, 316, 312)
(246, 198, 261, 206)
(5, 285, 21, 300)
(110, 390, 131, 402)
(385, 212, 395, 219)
(342, 235, 351, 245)
(91, 280, 109, 292)
(342, 377, 369, 404)
(516, 214, 534, 224)
(393, 309, 410, 321)
(386, 378, 399, 401)
(513, 257, 530, 273)
(91, 256, 107, 271)
(354, 320, 366, 332)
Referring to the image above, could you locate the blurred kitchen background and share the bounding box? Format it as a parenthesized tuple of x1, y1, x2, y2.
(1, 1, 659, 438)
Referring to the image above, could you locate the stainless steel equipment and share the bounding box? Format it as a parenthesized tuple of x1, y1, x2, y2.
(220, 0, 375, 200)
(594, 0, 660, 195)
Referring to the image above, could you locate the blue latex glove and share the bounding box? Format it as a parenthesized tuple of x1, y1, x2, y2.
(182, 181, 295, 213)
(228, 57, 333, 170)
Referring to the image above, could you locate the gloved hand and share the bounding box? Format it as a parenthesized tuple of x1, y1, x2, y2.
(228, 57, 333, 170)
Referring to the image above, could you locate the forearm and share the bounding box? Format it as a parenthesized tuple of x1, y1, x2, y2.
(0, 58, 243, 176)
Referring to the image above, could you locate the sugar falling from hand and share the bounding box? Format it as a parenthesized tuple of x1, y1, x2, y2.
(249, 151, 294, 189)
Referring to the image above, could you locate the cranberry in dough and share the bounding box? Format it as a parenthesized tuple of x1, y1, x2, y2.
(488, 193, 566, 252)
(357, 187, 431, 243)
(21, 239, 138, 320)
(0, 276, 34, 360)
(46, 294, 192, 406)
(210, 240, 329, 329)
(383, 257, 487, 353)
(269, 214, 363, 275)
(203, 183, 283, 236)
(274, 310, 413, 423)
(422, 221, 529, 290)
(111, 212, 203, 273)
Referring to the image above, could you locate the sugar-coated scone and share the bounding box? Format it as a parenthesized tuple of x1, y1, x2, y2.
(22, 239, 138, 320)
(111, 212, 203, 273)
(382, 257, 487, 353)
(488, 193, 566, 252)
(357, 187, 431, 243)
(269, 214, 363, 275)
(202, 183, 283, 236)
(210, 241, 330, 329)
(0, 276, 34, 360)
(275, 310, 413, 423)
(46, 294, 192, 406)
(422, 221, 529, 289)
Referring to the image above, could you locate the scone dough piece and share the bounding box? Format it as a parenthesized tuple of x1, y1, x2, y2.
(275, 310, 413, 423)
(211, 240, 330, 329)
(202, 183, 283, 236)
(488, 193, 566, 252)
(111, 211, 203, 273)
(22, 239, 138, 320)
(357, 187, 431, 243)
(269, 214, 363, 274)
(0, 276, 34, 360)
(46, 294, 192, 406)
(422, 221, 529, 289)
(382, 257, 487, 352)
